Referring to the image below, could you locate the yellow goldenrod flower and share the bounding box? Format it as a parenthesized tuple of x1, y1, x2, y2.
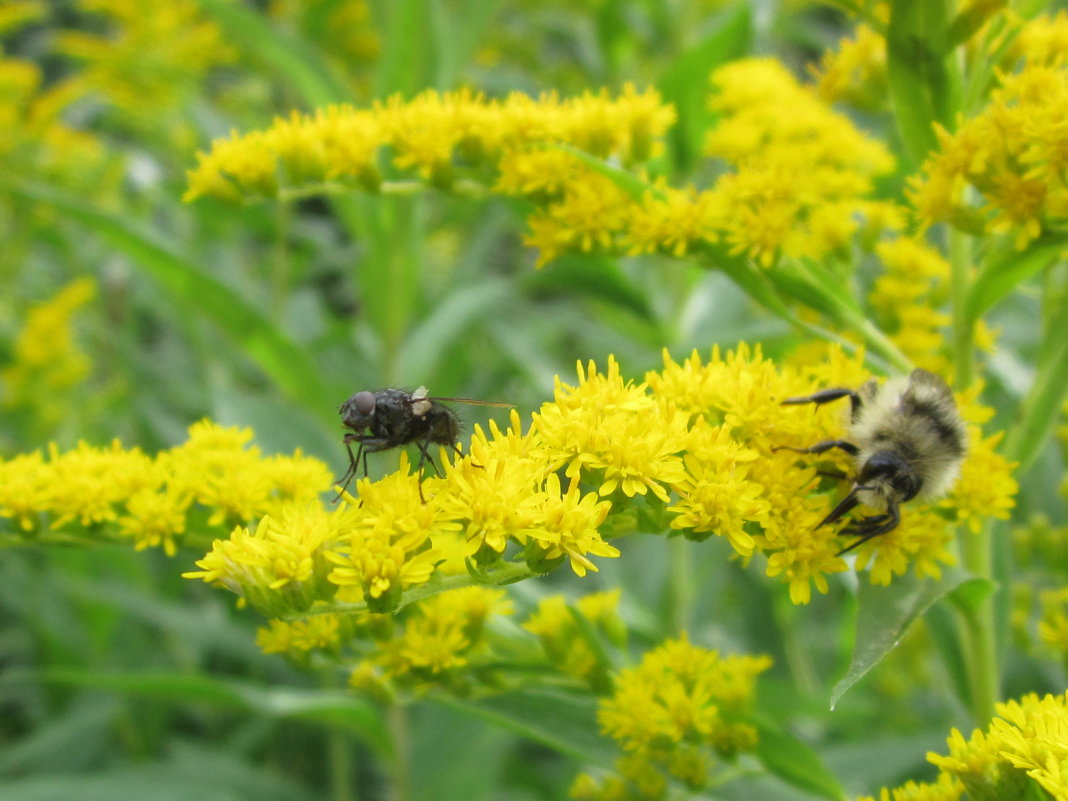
(349, 587, 513, 691)
(257, 614, 342, 655)
(910, 59, 1068, 248)
(1008, 11, 1068, 68)
(326, 463, 455, 611)
(594, 635, 770, 794)
(704, 58, 894, 267)
(622, 183, 722, 258)
(45, 439, 155, 528)
(940, 428, 1018, 534)
(534, 356, 689, 503)
(856, 773, 964, 801)
(869, 692, 1068, 801)
(0, 52, 110, 189)
(0, 1, 46, 33)
(1038, 587, 1068, 652)
(186, 502, 352, 617)
(523, 590, 622, 689)
(1, 277, 95, 423)
(527, 474, 616, 577)
(522, 172, 633, 267)
(185, 85, 674, 203)
(118, 483, 190, 557)
(668, 419, 770, 558)
(54, 0, 234, 117)
(810, 22, 887, 107)
(870, 238, 953, 374)
(1, 418, 335, 560)
(0, 452, 50, 532)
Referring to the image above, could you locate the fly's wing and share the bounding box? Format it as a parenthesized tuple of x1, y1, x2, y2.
(426, 397, 515, 408)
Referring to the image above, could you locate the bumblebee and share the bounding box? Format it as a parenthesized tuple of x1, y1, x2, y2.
(780, 368, 967, 555)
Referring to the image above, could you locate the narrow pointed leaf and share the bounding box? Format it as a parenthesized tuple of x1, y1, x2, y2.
(831, 568, 970, 708)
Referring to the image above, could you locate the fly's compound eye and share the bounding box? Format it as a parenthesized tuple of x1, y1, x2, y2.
(354, 391, 376, 415)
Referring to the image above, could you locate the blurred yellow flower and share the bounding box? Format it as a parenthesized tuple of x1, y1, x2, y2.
(910, 59, 1068, 248)
(868, 692, 1068, 801)
(590, 635, 771, 796)
(2, 277, 95, 425)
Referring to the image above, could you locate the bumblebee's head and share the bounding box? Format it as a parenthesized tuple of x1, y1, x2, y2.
(858, 451, 922, 502)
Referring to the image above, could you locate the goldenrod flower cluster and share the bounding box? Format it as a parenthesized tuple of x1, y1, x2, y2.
(5, 345, 1016, 617)
(185, 58, 894, 271)
(182, 345, 1016, 616)
(0, 45, 110, 191)
(523, 589, 625, 692)
(1038, 587, 1068, 653)
(0, 420, 330, 559)
(185, 85, 674, 203)
(54, 0, 235, 119)
(1, 278, 95, 428)
(861, 692, 1068, 801)
(702, 58, 895, 267)
(910, 31, 1068, 248)
(348, 586, 514, 696)
(269, 0, 378, 72)
(572, 635, 771, 800)
(810, 21, 887, 107)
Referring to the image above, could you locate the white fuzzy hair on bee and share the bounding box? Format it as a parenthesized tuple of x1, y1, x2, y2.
(778, 368, 967, 555)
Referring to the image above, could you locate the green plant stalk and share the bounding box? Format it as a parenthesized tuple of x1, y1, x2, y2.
(949, 227, 976, 389)
(387, 704, 411, 801)
(949, 225, 998, 724)
(326, 669, 358, 801)
(667, 536, 695, 635)
(272, 199, 291, 323)
(295, 562, 537, 620)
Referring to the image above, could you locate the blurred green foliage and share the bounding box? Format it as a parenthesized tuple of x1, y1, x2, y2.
(2, 2, 1066, 800)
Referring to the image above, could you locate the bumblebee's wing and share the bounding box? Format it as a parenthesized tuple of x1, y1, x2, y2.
(906, 368, 955, 404)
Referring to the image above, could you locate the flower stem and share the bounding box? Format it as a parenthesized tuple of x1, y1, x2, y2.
(949, 224, 998, 724)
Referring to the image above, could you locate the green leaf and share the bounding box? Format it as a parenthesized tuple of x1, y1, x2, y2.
(753, 718, 847, 801)
(195, 0, 351, 107)
(886, 0, 958, 168)
(434, 687, 616, 766)
(964, 232, 1068, 327)
(549, 144, 662, 202)
(657, 5, 752, 173)
(945, 0, 1007, 51)
(4, 179, 336, 425)
(522, 255, 655, 321)
(31, 669, 392, 756)
(0, 741, 319, 801)
(395, 278, 513, 386)
(374, 0, 438, 97)
(1004, 312, 1068, 471)
(922, 600, 970, 709)
(830, 569, 970, 708)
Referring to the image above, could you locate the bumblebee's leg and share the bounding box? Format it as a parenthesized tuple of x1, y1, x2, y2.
(817, 469, 850, 480)
(835, 502, 900, 556)
(781, 387, 861, 416)
(773, 439, 860, 457)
